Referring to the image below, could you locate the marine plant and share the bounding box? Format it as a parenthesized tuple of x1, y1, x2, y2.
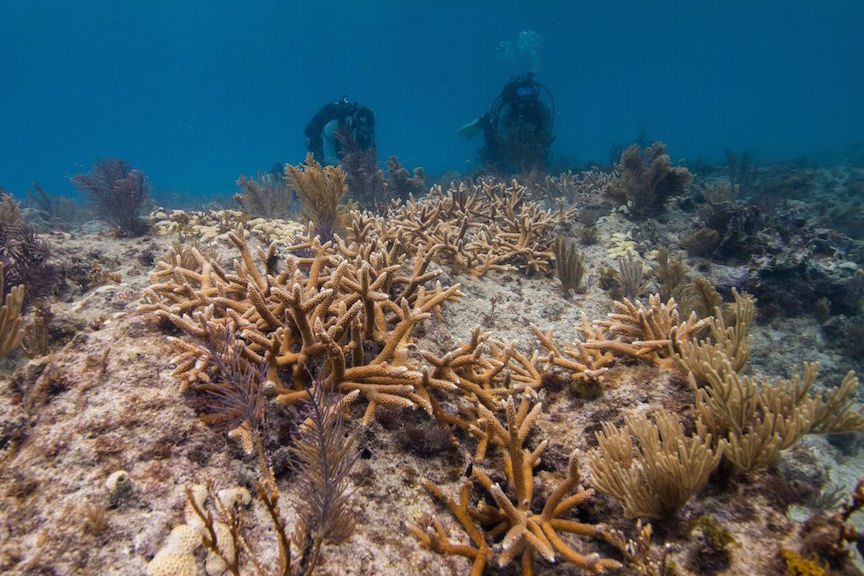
(285, 153, 352, 242)
(724, 149, 754, 194)
(384, 155, 425, 202)
(798, 478, 864, 570)
(680, 227, 720, 258)
(234, 171, 293, 218)
(177, 321, 268, 454)
(692, 360, 864, 472)
(679, 276, 723, 321)
(607, 142, 692, 219)
(24, 182, 88, 230)
(0, 192, 58, 305)
(288, 378, 359, 569)
(552, 235, 587, 294)
(151, 379, 358, 576)
(71, 158, 151, 236)
(588, 408, 723, 519)
(336, 129, 388, 212)
(673, 288, 755, 385)
(498, 119, 553, 174)
(0, 263, 24, 357)
(617, 252, 644, 301)
(654, 247, 688, 303)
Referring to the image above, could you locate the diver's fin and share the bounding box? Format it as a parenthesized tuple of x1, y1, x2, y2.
(457, 118, 482, 139)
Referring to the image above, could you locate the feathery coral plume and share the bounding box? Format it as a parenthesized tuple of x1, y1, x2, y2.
(289, 378, 359, 572)
(285, 153, 351, 242)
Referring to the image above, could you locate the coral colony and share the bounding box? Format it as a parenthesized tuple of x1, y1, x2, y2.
(3, 146, 864, 576)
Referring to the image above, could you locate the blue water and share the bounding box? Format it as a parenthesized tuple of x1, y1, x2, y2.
(2, 0, 863, 204)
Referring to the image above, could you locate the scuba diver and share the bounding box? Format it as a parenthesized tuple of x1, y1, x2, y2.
(304, 96, 375, 166)
(458, 73, 555, 173)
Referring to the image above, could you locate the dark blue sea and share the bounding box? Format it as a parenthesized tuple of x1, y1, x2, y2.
(2, 0, 863, 204)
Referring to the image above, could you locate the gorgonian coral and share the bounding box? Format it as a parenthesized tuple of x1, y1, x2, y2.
(71, 158, 150, 236)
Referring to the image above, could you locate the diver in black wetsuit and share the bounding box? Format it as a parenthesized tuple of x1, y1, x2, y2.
(304, 97, 375, 166)
(458, 73, 555, 173)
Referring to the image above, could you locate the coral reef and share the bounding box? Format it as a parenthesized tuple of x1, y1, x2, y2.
(337, 130, 389, 212)
(693, 361, 864, 472)
(384, 155, 426, 202)
(4, 157, 864, 576)
(370, 178, 574, 277)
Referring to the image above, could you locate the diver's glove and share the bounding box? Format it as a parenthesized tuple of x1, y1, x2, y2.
(457, 117, 483, 139)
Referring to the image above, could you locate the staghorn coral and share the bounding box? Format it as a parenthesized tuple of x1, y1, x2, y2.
(588, 408, 723, 519)
(607, 142, 692, 219)
(141, 227, 524, 436)
(285, 153, 352, 242)
(605, 521, 671, 576)
(71, 158, 150, 236)
(411, 395, 622, 575)
(531, 315, 615, 390)
(581, 294, 709, 369)
(368, 178, 575, 277)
